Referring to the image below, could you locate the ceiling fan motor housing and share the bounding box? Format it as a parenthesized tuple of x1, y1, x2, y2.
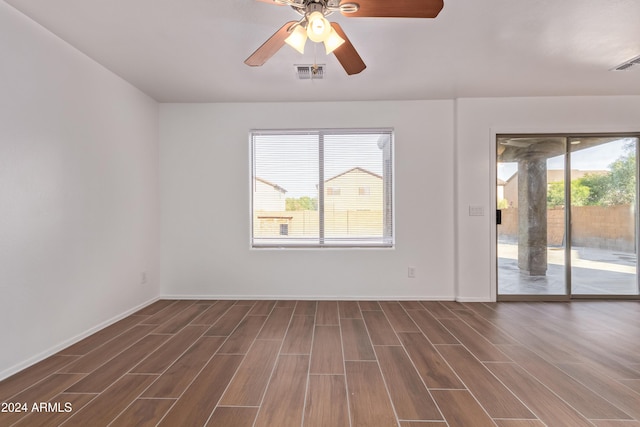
(307, 2, 324, 14)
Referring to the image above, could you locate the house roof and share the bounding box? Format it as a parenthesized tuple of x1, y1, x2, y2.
(325, 167, 382, 183)
(255, 177, 287, 194)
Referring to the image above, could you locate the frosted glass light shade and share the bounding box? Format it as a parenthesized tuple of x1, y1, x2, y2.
(323, 27, 345, 54)
(285, 25, 308, 54)
(307, 11, 331, 42)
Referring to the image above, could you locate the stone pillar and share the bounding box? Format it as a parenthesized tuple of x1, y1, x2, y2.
(517, 158, 548, 276)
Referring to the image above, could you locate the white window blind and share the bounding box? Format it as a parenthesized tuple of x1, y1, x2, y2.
(251, 129, 393, 248)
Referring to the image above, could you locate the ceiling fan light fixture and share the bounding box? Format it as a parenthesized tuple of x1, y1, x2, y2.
(323, 27, 345, 54)
(307, 11, 331, 42)
(285, 24, 308, 54)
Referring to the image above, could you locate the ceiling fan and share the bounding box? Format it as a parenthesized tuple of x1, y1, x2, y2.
(244, 0, 444, 75)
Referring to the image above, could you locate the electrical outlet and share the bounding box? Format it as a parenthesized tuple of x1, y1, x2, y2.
(408, 267, 416, 278)
(141, 272, 147, 285)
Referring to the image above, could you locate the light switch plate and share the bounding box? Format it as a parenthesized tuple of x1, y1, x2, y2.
(469, 205, 485, 216)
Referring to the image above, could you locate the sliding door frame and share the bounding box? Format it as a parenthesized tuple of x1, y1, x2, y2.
(494, 131, 640, 302)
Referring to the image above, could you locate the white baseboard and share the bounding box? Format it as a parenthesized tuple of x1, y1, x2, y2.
(0, 296, 159, 382)
(161, 294, 457, 301)
(456, 297, 494, 303)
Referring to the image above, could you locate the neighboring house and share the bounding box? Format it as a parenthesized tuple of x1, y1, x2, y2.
(502, 169, 607, 208)
(253, 177, 287, 211)
(254, 168, 386, 239)
(324, 167, 383, 212)
(253, 178, 293, 237)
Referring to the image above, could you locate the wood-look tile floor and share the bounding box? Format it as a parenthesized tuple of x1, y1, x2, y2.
(2, 300, 640, 426)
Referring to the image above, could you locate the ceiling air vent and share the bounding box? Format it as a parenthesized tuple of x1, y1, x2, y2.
(295, 64, 324, 80)
(612, 55, 640, 71)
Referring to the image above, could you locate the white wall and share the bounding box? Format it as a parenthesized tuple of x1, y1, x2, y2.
(0, 3, 159, 379)
(6, 0, 640, 381)
(160, 101, 455, 300)
(456, 96, 640, 301)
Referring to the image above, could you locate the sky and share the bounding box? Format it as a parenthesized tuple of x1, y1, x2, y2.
(256, 134, 636, 195)
(253, 132, 388, 198)
(498, 137, 636, 181)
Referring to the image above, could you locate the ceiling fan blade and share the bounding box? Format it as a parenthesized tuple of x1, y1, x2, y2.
(331, 23, 366, 75)
(255, 0, 285, 5)
(342, 0, 444, 18)
(245, 21, 296, 67)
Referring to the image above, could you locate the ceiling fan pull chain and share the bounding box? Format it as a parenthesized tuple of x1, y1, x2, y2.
(313, 41, 317, 66)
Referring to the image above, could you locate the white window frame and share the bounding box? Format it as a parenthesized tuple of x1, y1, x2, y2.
(250, 128, 394, 249)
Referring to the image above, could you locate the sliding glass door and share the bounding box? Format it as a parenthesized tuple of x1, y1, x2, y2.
(497, 137, 568, 297)
(497, 134, 640, 300)
(569, 137, 638, 296)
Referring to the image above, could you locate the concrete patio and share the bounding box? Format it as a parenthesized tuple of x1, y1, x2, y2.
(498, 243, 639, 295)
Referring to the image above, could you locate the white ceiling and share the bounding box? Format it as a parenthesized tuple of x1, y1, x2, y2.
(5, 0, 640, 102)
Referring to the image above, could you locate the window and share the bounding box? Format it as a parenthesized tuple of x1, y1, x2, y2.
(251, 129, 393, 248)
